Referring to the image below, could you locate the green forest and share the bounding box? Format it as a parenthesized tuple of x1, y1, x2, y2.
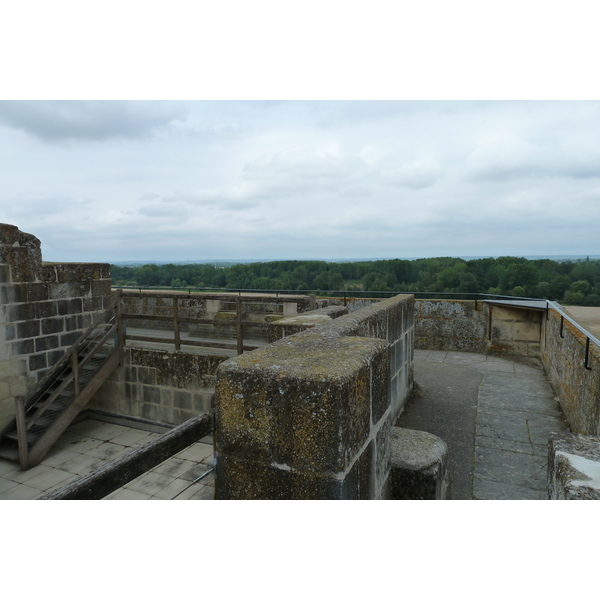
(110, 256, 600, 306)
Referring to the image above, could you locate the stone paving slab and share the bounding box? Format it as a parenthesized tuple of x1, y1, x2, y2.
(475, 446, 547, 490)
(0, 418, 214, 500)
(473, 476, 548, 500)
(476, 433, 546, 457)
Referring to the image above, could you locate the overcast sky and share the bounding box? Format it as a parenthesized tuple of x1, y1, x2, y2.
(1, 100, 599, 263)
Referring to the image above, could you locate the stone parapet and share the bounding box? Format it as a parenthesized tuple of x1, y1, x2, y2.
(214, 294, 414, 499)
(542, 310, 600, 435)
(415, 299, 542, 358)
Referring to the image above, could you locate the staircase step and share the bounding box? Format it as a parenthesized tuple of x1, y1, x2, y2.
(31, 401, 64, 414)
(4, 430, 41, 445)
(0, 445, 19, 462)
(4, 416, 54, 443)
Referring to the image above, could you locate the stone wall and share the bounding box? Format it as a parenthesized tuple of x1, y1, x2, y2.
(0, 223, 112, 430)
(89, 347, 228, 427)
(541, 310, 600, 435)
(415, 299, 542, 357)
(214, 294, 414, 499)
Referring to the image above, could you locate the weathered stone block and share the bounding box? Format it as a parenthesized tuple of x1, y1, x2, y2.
(16, 320, 40, 339)
(142, 385, 160, 404)
(0, 264, 10, 284)
(41, 317, 65, 335)
(215, 454, 354, 500)
(160, 387, 174, 407)
(26, 282, 49, 302)
(137, 367, 157, 386)
(389, 427, 449, 500)
(60, 331, 81, 347)
(0, 284, 11, 303)
(12, 339, 34, 356)
(56, 298, 83, 315)
(141, 403, 159, 422)
(35, 301, 58, 319)
(10, 284, 27, 303)
(158, 406, 180, 426)
(35, 335, 59, 352)
(83, 296, 105, 312)
(216, 334, 386, 474)
(268, 314, 332, 343)
(376, 416, 392, 486)
(371, 347, 391, 425)
(9, 303, 36, 321)
(174, 390, 193, 410)
(29, 353, 47, 372)
(124, 382, 139, 402)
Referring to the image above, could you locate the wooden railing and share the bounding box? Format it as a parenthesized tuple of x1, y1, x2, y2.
(119, 290, 306, 355)
(11, 296, 125, 469)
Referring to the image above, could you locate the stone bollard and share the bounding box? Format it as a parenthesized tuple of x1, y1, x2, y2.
(389, 427, 449, 500)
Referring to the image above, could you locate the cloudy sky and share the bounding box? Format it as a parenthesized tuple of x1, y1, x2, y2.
(1, 100, 599, 263)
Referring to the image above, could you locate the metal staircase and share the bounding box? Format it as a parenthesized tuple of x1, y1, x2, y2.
(0, 297, 124, 470)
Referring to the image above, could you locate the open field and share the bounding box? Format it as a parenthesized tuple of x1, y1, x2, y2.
(563, 306, 600, 338)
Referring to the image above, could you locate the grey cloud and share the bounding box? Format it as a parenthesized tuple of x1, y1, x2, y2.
(313, 101, 433, 129)
(382, 158, 441, 189)
(8, 193, 75, 217)
(138, 204, 189, 218)
(185, 123, 248, 143)
(242, 150, 374, 197)
(146, 190, 259, 211)
(0, 101, 188, 142)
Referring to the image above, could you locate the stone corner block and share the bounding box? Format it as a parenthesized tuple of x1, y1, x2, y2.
(215, 333, 388, 475)
(548, 433, 600, 500)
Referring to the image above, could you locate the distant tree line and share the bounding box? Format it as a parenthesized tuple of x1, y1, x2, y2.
(110, 256, 600, 306)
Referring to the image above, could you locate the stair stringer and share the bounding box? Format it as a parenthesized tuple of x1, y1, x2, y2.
(26, 348, 123, 468)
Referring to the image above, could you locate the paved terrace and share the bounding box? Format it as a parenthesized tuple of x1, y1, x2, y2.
(0, 419, 214, 500)
(1, 350, 570, 501)
(398, 350, 570, 499)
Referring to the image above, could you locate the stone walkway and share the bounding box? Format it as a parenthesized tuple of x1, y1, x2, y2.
(397, 350, 571, 499)
(0, 419, 214, 500)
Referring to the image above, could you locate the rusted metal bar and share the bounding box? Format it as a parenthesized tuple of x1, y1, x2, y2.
(585, 337, 592, 370)
(236, 296, 243, 355)
(488, 304, 493, 340)
(72, 342, 80, 397)
(560, 315, 564, 338)
(116, 289, 124, 349)
(173, 296, 181, 351)
(15, 397, 29, 471)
